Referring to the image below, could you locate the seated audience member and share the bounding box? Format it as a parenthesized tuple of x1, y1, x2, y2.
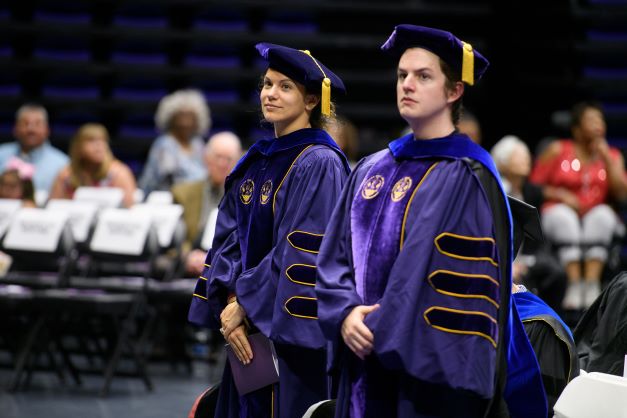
(0, 103, 69, 193)
(0, 157, 37, 207)
(139, 89, 211, 194)
(530, 101, 627, 309)
(457, 108, 482, 145)
(172, 131, 242, 276)
(574, 270, 627, 375)
(491, 135, 537, 201)
(492, 135, 566, 311)
(49, 123, 137, 208)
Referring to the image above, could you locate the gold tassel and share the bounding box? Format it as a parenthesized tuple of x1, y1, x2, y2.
(300, 48, 332, 116)
(461, 42, 474, 86)
(321, 77, 331, 116)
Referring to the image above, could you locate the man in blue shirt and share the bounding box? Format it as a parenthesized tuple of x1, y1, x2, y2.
(0, 104, 69, 194)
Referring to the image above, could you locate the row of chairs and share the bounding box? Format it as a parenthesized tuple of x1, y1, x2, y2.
(0, 187, 207, 396)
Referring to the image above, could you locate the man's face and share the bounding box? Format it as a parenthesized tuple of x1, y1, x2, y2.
(507, 144, 531, 178)
(396, 48, 452, 126)
(205, 135, 241, 187)
(13, 110, 49, 152)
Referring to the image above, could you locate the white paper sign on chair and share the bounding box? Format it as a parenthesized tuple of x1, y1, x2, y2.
(3, 208, 69, 252)
(34, 189, 49, 207)
(133, 188, 145, 205)
(90, 208, 152, 256)
(47, 199, 99, 243)
(131, 204, 183, 248)
(144, 191, 174, 205)
(200, 208, 219, 251)
(0, 199, 23, 239)
(74, 186, 124, 208)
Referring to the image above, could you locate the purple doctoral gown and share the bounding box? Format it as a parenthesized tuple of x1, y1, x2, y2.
(189, 128, 349, 418)
(316, 132, 547, 418)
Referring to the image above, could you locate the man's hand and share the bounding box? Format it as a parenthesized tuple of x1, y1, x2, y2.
(341, 304, 380, 360)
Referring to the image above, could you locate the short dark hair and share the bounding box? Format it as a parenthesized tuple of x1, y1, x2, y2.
(571, 101, 604, 129)
(439, 59, 463, 125)
(15, 103, 48, 124)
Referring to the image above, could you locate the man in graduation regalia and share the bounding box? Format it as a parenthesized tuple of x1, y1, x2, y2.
(315, 24, 547, 417)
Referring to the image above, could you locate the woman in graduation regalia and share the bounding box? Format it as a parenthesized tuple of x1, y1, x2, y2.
(315, 25, 547, 418)
(188, 43, 350, 418)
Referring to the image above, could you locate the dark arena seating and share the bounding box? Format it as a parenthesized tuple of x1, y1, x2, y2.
(5, 0, 626, 161)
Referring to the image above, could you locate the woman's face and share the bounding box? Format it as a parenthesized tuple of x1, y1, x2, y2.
(80, 130, 108, 165)
(396, 48, 456, 126)
(0, 171, 23, 199)
(170, 110, 198, 141)
(577, 107, 606, 142)
(259, 68, 313, 127)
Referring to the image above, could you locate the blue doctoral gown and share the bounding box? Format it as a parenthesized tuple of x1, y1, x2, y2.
(189, 128, 350, 418)
(315, 133, 547, 418)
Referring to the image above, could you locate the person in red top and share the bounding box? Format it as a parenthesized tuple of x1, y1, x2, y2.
(530, 102, 627, 309)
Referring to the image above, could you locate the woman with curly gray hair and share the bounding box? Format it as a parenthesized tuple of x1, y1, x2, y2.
(139, 89, 211, 194)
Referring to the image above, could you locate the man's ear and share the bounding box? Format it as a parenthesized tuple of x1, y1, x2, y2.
(447, 81, 464, 104)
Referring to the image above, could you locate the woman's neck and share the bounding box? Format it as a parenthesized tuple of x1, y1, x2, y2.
(172, 133, 192, 151)
(274, 115, 311, 138)
(573, 137, 596, 162)
(80, 160, 106, 182)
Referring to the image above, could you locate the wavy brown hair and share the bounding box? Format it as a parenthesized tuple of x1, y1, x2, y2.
(306, 90, 337, 131)
(69, 123, 114, 188)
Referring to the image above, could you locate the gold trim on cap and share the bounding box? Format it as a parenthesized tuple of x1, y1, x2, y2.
(462, 42, 474, 85)
(300, 49, 332, 116)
